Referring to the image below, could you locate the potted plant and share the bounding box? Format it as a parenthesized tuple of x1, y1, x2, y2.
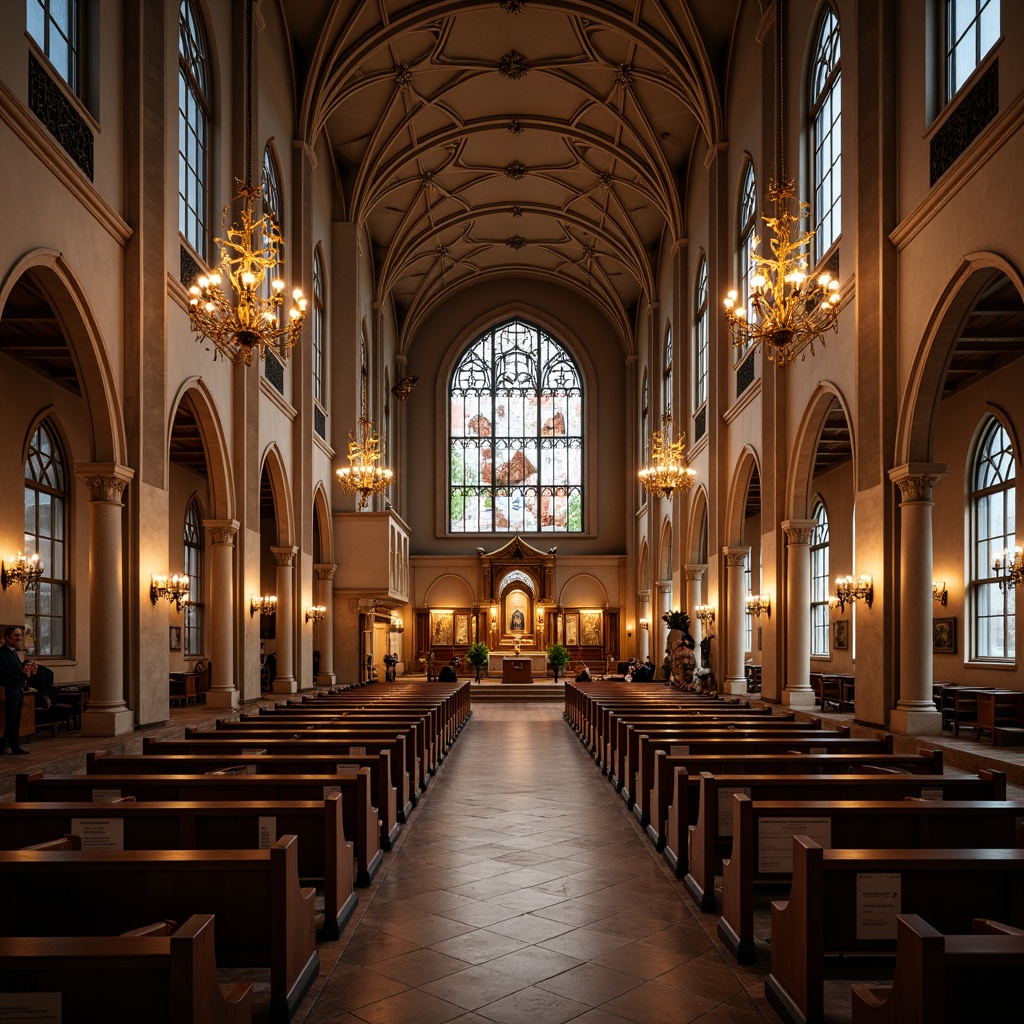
(546, 642, 570, 684)
(465, 642, 490, 683)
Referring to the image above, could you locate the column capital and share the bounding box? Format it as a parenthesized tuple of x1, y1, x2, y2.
(76, 463, 134, 502)
(684, 564, 707, 581)
(655, 580, 672, 593)
(271, 545, 299, 567)
(315, 563, 337, 581)
(205, 519, 239, 545)
(889, 463, 948, 503)
(782, 518, 816, 545)
(722, 546, 749, 568)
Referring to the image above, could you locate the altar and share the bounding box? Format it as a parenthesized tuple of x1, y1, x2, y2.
(496, 652, 548, 682)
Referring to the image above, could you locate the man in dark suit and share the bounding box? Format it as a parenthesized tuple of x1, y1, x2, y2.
(0, 625, 36, 754)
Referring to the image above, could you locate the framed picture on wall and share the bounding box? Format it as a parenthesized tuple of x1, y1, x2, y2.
(933, 617, 956, 654)
(582, 612, 602, 646)
(431, 611, 453, 646)
(565, 614, 579, 646)
(169, 626, 182, 651)
(455, 614, 470, 646)
(833, 619, 849, 650)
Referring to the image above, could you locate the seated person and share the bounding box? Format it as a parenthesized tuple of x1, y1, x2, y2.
(574, 664, 591, 682)
(31, 664, 74, 732)
(437, 660, 458, 682)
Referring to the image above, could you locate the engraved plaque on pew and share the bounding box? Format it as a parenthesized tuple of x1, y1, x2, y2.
(920, 786, 944, 800)
(259, 817, 277, 849)
(717, 788, 751, 836)
(757, 818, 832, 873)
(0, 992, 61, 1022)
(670, 745, 690, 755)
(71, 818, 124, 851)
(91, 788, 123, 802)
(856, 872, 901, 940)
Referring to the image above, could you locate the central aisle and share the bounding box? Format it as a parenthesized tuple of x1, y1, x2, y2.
(297, 704, 777, 1024)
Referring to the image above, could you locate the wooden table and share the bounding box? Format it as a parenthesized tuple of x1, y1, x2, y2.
(501, 659, 533, 683)
(976, 689, 1024, 742)
(169, 671, 201, 706)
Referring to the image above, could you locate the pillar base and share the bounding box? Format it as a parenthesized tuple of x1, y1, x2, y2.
(315, 673, 336, 688)
(272, 676, 298, 695)
(81, 708, 134, 737)
(889, 706, 942, 736)
(721, 675, 748, 696)
(205, 688, 239, 710)
(782, 688, 817, 708)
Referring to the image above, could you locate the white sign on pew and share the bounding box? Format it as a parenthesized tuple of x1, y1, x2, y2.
(670, 745, 690, 755)
(70, 818, 124, 851)
(717, 788, 751, 836)
(258, 817, 277, 849)
(856, 872, 901, 940)
(919, 787, 944, 800)
(0, 992, 61, 1022)
(91, 789, 122, 803)
(758, 818, 831, 873)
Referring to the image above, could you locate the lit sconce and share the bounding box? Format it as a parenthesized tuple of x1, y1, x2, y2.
(305, 605, 326, 623)
(639, 618, 650, 631)
(150, 573, 190, 611)
(932, 581, 948, 606)
(993, 548, 1024, 592)
(695, 604, 716, 626)
(389, 615, 405, 634)
(1, 552, 44, 591)
(250, 594, 278, 617)
(490, 604, 498, 620)
(829, 574, 873, 613)
(745, 594, 772, 619)
(626, 624, 633, 639)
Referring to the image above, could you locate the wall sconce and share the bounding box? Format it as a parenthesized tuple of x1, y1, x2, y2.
(993, 547, 1023, 592)
(250, 594, 277, 617)
(490, 604, 498, 621)
(639, 618, 650, 631)
(1, 552, 44, 591)
(150, 573, 190, 611)
(389, 615, 405, 633)
(829, 574, 873, 613)
(695, 604, 716, 626)
(626, 624, 633, 638)
(745, 594, 771, 619)
(932, 581, 948, 605)
(305, 605, 326, 623)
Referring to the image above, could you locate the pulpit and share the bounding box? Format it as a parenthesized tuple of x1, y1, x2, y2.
(502, 659, 533, 683)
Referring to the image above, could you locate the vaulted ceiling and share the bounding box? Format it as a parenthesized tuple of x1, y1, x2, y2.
(286, 0, 739, 354)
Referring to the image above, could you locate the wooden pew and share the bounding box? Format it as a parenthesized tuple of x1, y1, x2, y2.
(0, 795, 358, 940)
(764, 838, 1024, 1024)
(849, 914, 1024, 1024)
(0, 914, 252, 1024)
(718, 793, 1024, 961)
(0, 835, 318, 1024)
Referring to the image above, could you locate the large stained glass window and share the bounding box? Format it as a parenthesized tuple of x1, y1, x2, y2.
(450, 319, 583, 533)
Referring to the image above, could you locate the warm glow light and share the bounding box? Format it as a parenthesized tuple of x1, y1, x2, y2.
(150, 573, 190, 611)
(305, 605, 326, 623)
(829, 574, 873, 613)
(695, 604, 716, 626)
(993, 547, 1024, 592)
(745, 594, 771, 619)
(250, 594, 278, 617)
(639, 413, 696, 499)
(1, 551, 44, 592)
(336, 414, 393, 509)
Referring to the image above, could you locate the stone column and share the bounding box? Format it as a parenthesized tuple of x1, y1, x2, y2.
(782, 519, 817, 707)
(204, 520, 239, 708)
(271, 546, 298, 693)
(888, 464, 947, 735)
(77, 464, 135, 736)
(654, 581, 671, 666)
(723, 547, 749, 695)
(685, 565, 707, 648)
(314, 563, 336, 687)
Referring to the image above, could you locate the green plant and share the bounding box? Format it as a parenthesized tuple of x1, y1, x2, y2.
(466, 642, 490, 681)
(546, 642, 570, 682)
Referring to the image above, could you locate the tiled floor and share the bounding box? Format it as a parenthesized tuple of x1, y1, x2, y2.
(294, 702, 778, 1024)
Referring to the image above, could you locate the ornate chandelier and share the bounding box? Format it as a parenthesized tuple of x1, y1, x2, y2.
(1, 552, 44, 591)
(639, 413, 696, 499)
(186, 0, 306, 366)
(336, 414, 393, 509)
(993, 547, 1024, 591)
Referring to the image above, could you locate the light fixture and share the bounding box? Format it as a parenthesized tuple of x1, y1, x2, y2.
(993, 548, 1024, 592)
(391, 375, 419, 400)
(186, 0, 306, 366)
(695, 604, 716, 626)
(250, 594, 277, 617)
(150, 574, 190, 611)
(305, 605, 326, 623)
(1, 552, 44, 591)
(745, 594, 771, 619)
(389, 615, 405, 633)
(829, 575, 873, 613)
(626, 624, 633, 638)
(639, 618, 650, 631)
(722, 0, 841, 364)
(932, 581, 948, 605)
(639, 413, 696, 499)
(336, 414, 393, 509)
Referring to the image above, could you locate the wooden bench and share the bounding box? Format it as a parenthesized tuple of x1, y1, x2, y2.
(849, 914, 1024, 1024)
(0, 795, 358, 940)
(0, 914, 252, 1024)
(0, 835, 318, 1024)
(764, 838, 1024, 1024)
(718, 793, 1024, 961)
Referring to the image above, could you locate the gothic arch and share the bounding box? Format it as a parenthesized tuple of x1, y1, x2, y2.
(658, 516, 673, 582)
(312, 481, 332, 564)
(687, 485, 710, 564)
(787, 382, 856, 519)
(724, 446, 762, 547)
(638, 538, 651, 592)
(259, 444, 294, 548)
(168, 379, 235, 521)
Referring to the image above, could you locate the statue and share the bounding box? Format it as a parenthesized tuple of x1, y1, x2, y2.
(662, 610, 696, 690)
(513, 636, 522, 656)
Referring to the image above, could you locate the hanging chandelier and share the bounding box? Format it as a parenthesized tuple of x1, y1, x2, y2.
(639, 413, 696, 499)
(723, 0, 841, 364)
(336, 414, 393, 509)
(186, 0, 306, 366)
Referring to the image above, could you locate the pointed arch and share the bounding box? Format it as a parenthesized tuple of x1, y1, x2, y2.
(168, 378, 235, 520)
(259, 444, 294, 548)
(658, 516, 674, 583)
(787, 382, 856, 519)
(312, 481, 332, 564)
(687, 485, 710, 565)
(724, 446, 762, 547)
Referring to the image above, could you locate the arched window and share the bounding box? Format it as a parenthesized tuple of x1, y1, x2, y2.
(449, 318, 583, 533)
(810, 5, 841, 262)
(28, 0, 79, 91)
(663, 326, 673, 417)
(312, 249, 325, 406)
(738, 161, 757, 355)
(24, 420, 67, 657)
(261, 147, 283, 305)
(744, 549, 753, 654)
(178, 0, 209, 257)
(640, 368, 649, 503)
(694, 255, 709, 413)
(946, 0, 1000, 102)
(971, 416, 1015, 660)
(810, 500, 830, 656)
(183, 498, 203, 657)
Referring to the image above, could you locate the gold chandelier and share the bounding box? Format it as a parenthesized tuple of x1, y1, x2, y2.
(639, 413, 696, 499)
(337, 414, 393, 509)
(187, 0, 306, 366)
(723, 1, 841, 364)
